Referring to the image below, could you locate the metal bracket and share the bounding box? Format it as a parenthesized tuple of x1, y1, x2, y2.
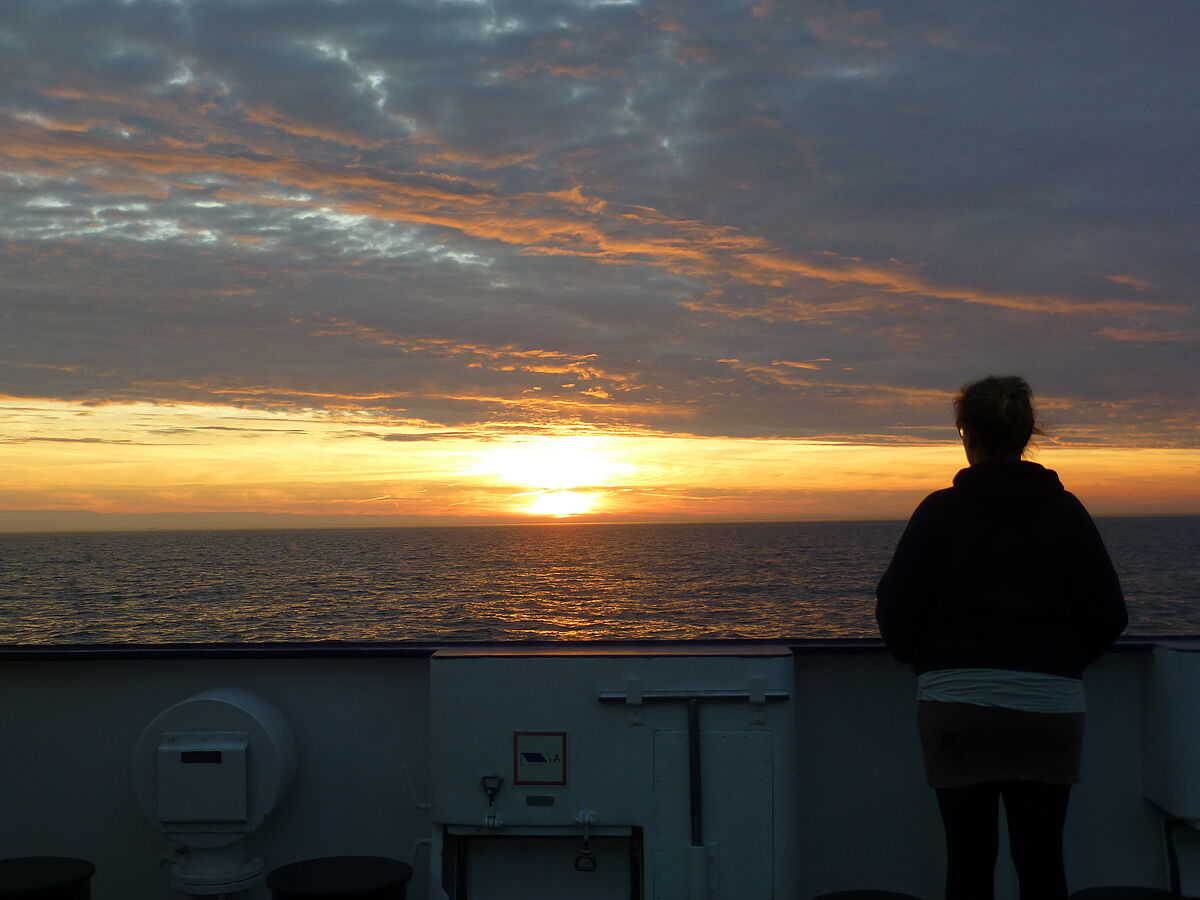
(574, 811, 598, 872)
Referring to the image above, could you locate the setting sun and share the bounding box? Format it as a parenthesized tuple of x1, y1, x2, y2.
(465, 437, 633, 516)
(524, 490, 598, 517)
(2, 399, 1198, 532)
(472, 437, 632, 491)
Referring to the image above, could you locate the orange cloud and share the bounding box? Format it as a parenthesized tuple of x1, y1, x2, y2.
(503, 61, 611, 81)
(12, 110, 113, 133)
(240, 103, 388, 149)
(115, 369, 684, 424)
(307, 319, 631, 381)
(771, 359, 824, 370)
(0, 104, 1177, 320)
(412, 144, 537, 170)
(1096, 327, 1197, 343)
(429, 391, 697, 422)
(716, 361, 952, 405)
(724, 252, 1176, 315)
(126, 380, 414, 408)
(1099, 273, 1157, 291)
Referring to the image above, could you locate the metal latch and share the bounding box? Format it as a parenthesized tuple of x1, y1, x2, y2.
(574, 812, 597, 872)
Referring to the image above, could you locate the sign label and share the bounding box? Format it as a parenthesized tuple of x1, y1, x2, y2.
(513, 732, 567, 786)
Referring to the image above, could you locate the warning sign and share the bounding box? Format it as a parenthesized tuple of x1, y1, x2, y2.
(513, 732, 567, 786)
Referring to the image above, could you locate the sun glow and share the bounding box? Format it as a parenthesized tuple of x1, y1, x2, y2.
(524, 490, 598, 517)
(3, 399, 1198, 532)
(475, 437, 631, 490)
(468, 437, 633, 516)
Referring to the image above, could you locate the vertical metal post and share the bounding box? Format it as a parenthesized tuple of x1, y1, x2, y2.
(687, 697, 703, 847)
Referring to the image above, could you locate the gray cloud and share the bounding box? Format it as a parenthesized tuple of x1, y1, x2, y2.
(0, 0, 1196, 448)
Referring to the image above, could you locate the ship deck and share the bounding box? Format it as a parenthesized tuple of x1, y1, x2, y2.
(2, 636, 1197, 899)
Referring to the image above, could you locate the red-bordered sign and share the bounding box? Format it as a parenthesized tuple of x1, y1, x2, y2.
(513, 731, 567, 786)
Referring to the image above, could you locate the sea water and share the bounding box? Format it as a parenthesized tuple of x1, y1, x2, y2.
(0, 518, 1195, 644)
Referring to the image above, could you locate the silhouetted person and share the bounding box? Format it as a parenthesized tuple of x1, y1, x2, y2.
(876, 375, 1127, 900)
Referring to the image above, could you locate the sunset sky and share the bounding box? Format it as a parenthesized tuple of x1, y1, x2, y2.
(1, 0, 1197, 531)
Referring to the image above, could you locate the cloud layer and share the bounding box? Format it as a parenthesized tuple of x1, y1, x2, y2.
(1, 0, 1197, 463)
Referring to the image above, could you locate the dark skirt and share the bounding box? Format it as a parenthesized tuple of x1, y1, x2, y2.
(917, 700, 1085, 789)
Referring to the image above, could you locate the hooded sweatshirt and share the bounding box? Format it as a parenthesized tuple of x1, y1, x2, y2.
(875, 461, 1127, 679)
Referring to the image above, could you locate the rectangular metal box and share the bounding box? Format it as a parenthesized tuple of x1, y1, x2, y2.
(156, 731, 249, 824)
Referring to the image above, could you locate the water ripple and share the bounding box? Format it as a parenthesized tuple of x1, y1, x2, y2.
(0, 518, 1194, 643)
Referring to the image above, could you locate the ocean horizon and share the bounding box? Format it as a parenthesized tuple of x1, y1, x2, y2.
(1, 516, 1196, 645)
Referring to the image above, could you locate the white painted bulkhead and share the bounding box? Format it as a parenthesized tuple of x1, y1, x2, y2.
(430, 645, 796, 899)
(0, 640, 1194, 899)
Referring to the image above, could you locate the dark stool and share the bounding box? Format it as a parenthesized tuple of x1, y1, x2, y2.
(0, 857, 95, 900)
(266, 856, 413, 900)
(1071, 890, 1178, 899)
(813, 893, 923, 900)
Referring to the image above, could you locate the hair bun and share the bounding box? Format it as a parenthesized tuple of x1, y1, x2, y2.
(954, 375, 1041, 458)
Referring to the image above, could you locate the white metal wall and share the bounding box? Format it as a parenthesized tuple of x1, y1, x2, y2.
(0, 644, 1173, 900)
